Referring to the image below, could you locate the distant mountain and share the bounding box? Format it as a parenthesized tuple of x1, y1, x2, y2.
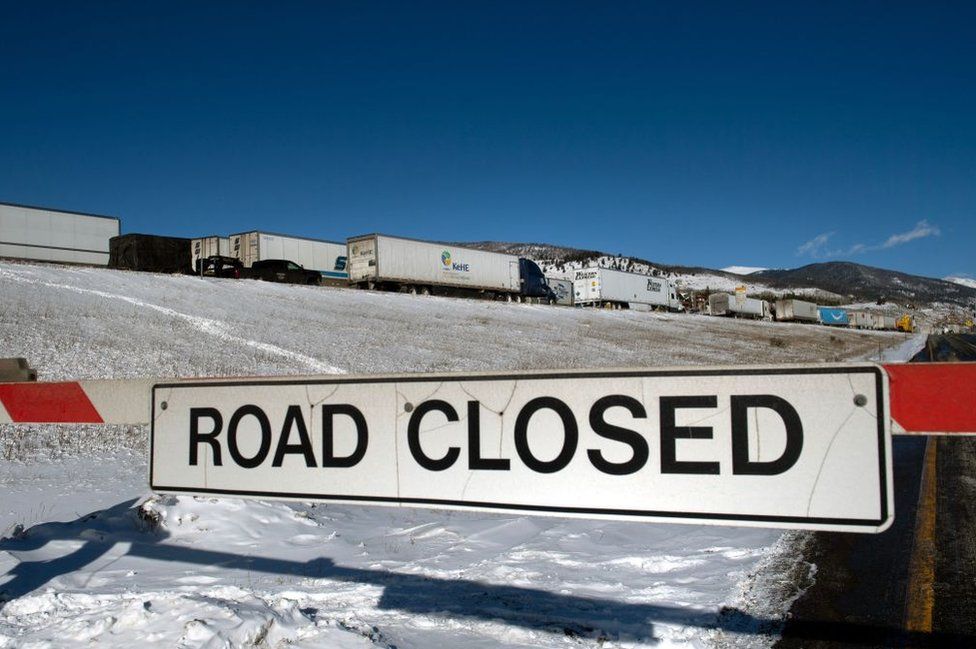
(457, 241, 975, 307)
(753, 262, 976, 306)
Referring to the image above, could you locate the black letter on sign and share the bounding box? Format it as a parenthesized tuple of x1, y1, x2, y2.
(468, 400, 510, 470)
(588, 395, 649, 475)
(189, 407, 223, 466)
(227, 405, 272, 468)
(731, 395, 803, 475)
(407, 400, 461, 471)
(272, 405, 316, 467)
(514, 397, 578, 474)
(660, 396, 720, 475)
(321, 404, 369, 468)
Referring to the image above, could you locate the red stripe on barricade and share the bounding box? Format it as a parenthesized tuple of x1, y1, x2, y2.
(884, 363, 976, 434)
(1, 365, 974, 432)
(0, 382, 104, 423)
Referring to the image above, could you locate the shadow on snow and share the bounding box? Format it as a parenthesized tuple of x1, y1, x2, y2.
(0, 498, 969, 647)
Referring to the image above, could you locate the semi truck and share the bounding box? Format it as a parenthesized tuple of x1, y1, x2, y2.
(230, 231, 348, 280)
(818, 307, 850, 326)
(191, 235, 230, 272)
(708, 292, 769, 319)
(774, 298, 819, 323)
(346, 234, 555, 301)
(573, 267, 682, 311)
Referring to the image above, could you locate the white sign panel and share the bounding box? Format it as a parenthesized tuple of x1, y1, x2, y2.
(150, 365, 893, 533)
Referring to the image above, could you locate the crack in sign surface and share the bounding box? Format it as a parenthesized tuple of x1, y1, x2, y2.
(394, 382, 444, 420)
(304, 384, 340, 408)
(457, 381, 519, 500)
(805, 372, 877, 518)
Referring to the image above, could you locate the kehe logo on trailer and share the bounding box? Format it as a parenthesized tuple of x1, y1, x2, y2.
(441, 250, 469, 272)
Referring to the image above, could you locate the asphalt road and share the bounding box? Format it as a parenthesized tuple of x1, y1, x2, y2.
(776, 334, 976, 648)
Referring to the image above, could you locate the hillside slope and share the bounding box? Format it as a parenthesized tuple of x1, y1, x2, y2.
(753, 262, 976, 306)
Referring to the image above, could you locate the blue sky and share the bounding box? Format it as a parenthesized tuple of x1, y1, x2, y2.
(1, 2, 973, 279)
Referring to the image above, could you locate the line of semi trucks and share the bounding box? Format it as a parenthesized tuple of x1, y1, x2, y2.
(191, 230, 915, 332)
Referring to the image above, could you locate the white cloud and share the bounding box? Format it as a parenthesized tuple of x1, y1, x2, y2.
(880, 220, 941, 249)
(796, 231, 834, 257)
(796, 220, 940, 258)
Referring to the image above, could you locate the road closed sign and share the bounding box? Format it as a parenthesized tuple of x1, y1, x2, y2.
(150, 365, 893, 533)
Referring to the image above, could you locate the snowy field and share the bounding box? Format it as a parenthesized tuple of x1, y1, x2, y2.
(0, 262, 916, 647)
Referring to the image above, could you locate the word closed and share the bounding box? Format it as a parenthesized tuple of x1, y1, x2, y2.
(151, 366, 893, 532)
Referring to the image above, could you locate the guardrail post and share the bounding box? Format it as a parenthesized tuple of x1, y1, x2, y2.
(0, 358, 37, 383)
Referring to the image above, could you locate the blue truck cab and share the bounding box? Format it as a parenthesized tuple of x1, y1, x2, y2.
(519, 258, 556, 301)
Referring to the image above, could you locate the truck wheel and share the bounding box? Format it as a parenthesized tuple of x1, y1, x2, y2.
(408, 285, 418, 295)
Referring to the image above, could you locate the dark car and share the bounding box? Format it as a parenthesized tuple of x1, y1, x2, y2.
(196, 255, 243, 278)
(247, 259, 321, 285)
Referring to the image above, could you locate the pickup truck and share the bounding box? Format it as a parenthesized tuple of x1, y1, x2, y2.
(244, 259, 322, 285)
(196, 255, 243, 278)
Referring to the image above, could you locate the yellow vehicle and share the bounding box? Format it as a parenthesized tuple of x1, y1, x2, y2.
(895, 314, 915, 333)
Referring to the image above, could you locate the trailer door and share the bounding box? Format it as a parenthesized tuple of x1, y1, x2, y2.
(510, 260, 521, 294)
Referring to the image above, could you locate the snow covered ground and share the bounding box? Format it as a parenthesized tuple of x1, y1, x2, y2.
(0, 261, 914, 647)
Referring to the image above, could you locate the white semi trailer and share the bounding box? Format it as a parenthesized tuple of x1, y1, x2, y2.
(191, 235, 231, 270)
(849, 311, 876, 329)
(347, 234, 555, 300)
(774, 298, 819, 323)
(0, 201, 119, 266)
(708, 292, 770, 319)
(230, 231, 348, 279)
(573, 267, 682, 311)
(876, 315, 898, 331)
(546, 277, 574, 305)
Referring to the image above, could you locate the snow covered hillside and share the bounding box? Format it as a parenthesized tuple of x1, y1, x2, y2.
(721, 266, 767, 276)
(945, 275, 976, 290)
(0, 262, 912, 648)
(537, 256, 836, 300)
(460, 242, 838, 300)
